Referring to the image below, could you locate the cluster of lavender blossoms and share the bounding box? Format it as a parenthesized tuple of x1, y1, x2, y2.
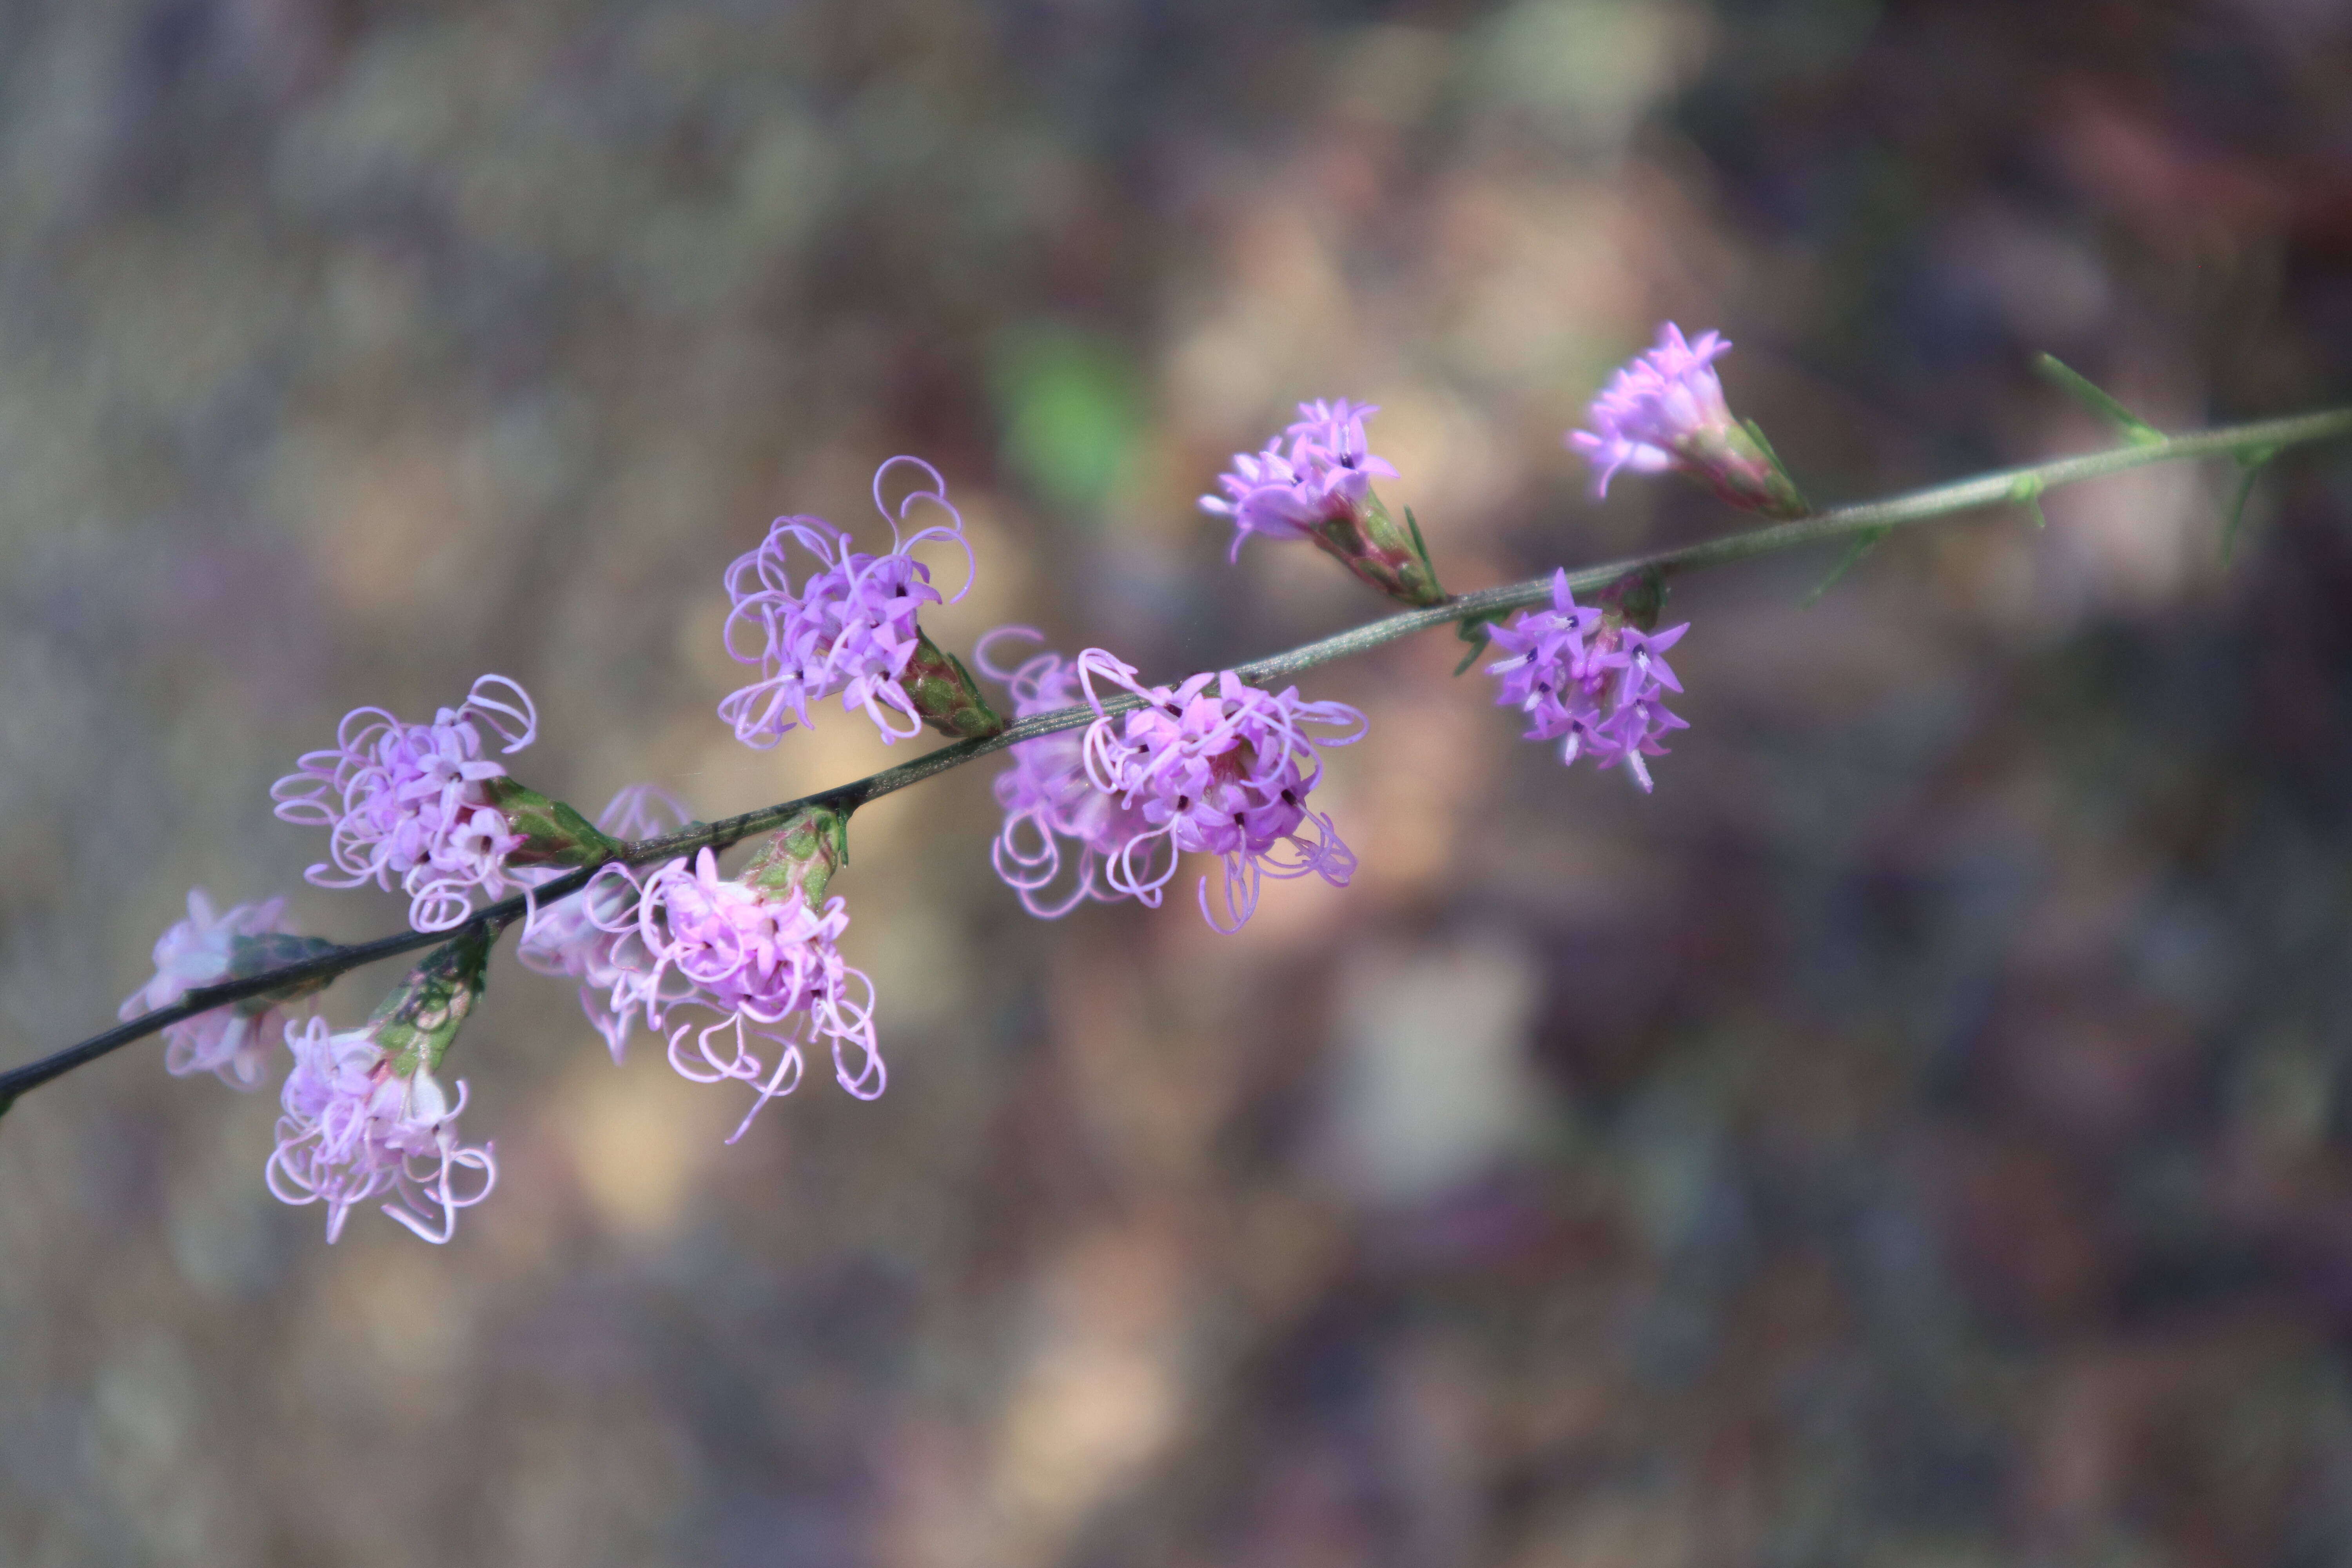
(1203, 398, 1396, 556)
(269, 675, 542, 931)
(718, 456, 993, 747)
(1569, 322, 1806, 517)
(122, 324, 1762, 1247)
(1485, 572, 1689, 791)
(1201, 399, 1443, 606)
(1071, 651, 1367, 931)
(265, 931, 497, 1244)
(587, 833, 882, 1144)
(267, 1018, 494, 1244)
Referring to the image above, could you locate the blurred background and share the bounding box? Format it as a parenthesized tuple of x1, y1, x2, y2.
(2, 0, 2350, 1563)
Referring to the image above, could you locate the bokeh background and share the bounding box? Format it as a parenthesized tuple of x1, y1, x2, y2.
(3, 0, 2351, 1563)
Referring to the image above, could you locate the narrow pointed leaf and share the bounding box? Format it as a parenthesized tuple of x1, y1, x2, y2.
(2008, 473, 2048, 530)
(2221, 446, 2277, 564)
(1743, 417, 1788, 469)
(2034, 354, 2165, 446)
(1803, 526, 1889, 607)
(1452, 609, 1504, 676)
(1405, 506, 1436, 575)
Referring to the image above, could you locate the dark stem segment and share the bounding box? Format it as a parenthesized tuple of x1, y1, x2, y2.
(9, 402, 2348, 1104)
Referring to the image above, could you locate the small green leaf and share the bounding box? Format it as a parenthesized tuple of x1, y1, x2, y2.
(2034, 354, 2165, 446)
(2008, 473, 2048, 530)
(2222, 445, 2278, 564)
(1803, 526, 1888, 607)
(1451, 609, 1505, 676)
(1405, 506, 1435, 574)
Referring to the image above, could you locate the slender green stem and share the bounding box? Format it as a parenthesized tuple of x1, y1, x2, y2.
(7, 403, 2346, 1103)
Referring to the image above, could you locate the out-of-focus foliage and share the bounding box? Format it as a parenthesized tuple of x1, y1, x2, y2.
(2, 1, 2350, 1564)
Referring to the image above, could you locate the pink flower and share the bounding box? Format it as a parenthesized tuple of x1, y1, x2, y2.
(1201, 398, 1399, 562)
(118, 889, 307, 1088)
(590, 848, 883, 1142)
(976, 628, 1154, 918)
(516, 785, 693, 1063)
(1486, 570, 1690, 791)
(1073, 650, 1367, 932)
(1569, 324, 1734, 496)
(270, 674, 539, 931)
(1568, 324, 1807, 517)
(718, 457, 975, 747)
(265, 1016, 497, 1244)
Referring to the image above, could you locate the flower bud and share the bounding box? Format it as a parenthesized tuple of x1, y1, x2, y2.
(743, 803, 851, 907)
(482, 778, 626, 867)
(368, 922, 493, 1080)
(900, 631, 1006, 741)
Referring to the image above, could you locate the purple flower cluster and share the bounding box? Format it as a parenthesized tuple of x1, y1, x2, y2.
(719, 456, 975, 746)
(518, 789, 886, 1142)
(1566, 322, 1804, 517)
(1073, 650, 1367, 931)
(516, 784, 692, 1063)
(978, 629, 1153, 918)
(589, 848, 882, 1142)
(1486, 571, 1689, 791)
(265, 1015, 497, 1245)
(1201, 398, 1398, 562)
(270, 674, 539, 931)
(1568, 323, 1735, 497)
(117, 889, 304, 1088)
